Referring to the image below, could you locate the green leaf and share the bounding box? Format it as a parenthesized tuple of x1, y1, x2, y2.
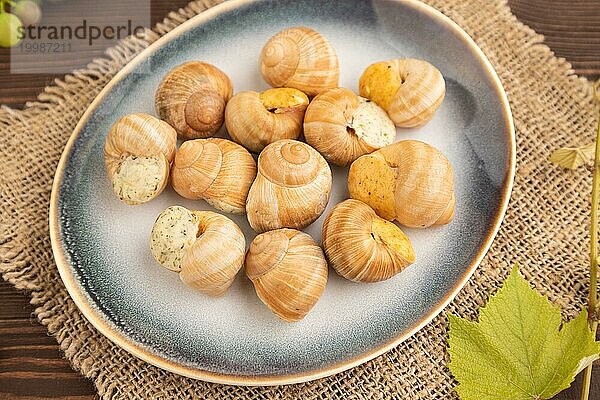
(448, 266, 600, 400)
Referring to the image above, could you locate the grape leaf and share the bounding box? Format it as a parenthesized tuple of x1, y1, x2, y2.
(549, 142, 595, 169)
(448, 266, 600, 400)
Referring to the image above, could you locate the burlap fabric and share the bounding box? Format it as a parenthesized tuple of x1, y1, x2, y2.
(0, 0, 596, 398)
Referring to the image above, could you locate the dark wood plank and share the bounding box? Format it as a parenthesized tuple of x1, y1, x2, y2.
(0, 0, 598, 109)
(0, 280, 97, 399)
(509, 0, 600, 80)
(0, 0, 192, 109)
(0, 2, 190, 398)
(1, 1, 599, 399)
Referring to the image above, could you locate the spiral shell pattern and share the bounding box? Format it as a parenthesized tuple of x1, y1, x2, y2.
(155, 61, 233, 139)
(260, 27, 339, 96)
(170, 138, 257, 214)
(246, 229, 328, 322)
(246, 140, 332, 233)
(322, 199, 415, 282)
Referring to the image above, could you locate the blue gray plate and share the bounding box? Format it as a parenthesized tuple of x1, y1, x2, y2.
(50, 0, 515, 385)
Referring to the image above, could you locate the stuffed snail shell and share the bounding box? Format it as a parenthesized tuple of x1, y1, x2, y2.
(359, 59, 445, 127)
(104, 113, 177, 205)
(322, 199, 415, 282)
(225, 88, 309, 153)
(150, 206, 245, 296)
(348, 140, 455, 228)
(304, 87, 396, 166)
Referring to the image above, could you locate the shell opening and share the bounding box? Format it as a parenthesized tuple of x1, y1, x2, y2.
(259, 88, 309, 114)
(370, 218, 415, 263)
(150, 206, 199, 272)
(112, 155, 166, 205)
(194, 212, 213, 239)
(358, 61, 402, 110)
(348, 98, 396, 148)
(184, 90, 226, 132)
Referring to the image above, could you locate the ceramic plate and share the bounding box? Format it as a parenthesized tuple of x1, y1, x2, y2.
(50, 0, 515, 385)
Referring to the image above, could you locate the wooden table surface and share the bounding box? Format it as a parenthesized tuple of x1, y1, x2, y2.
(1, 1, 599, 399)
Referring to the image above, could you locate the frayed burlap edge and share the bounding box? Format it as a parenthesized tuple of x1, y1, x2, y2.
(0, 0, 597, 398)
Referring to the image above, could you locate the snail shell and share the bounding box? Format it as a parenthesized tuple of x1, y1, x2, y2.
(359, 59, 445, 127)
(348, 140, 455, 228)
(150, 206, 245, 296)
(304, 87, 396, 166)
(155, 61, 233, 140)
(246, 140, 332, 233)
(170, 138, 257, 214)
(260, 27, 339, 96)
(225, 88, 309, 153)
(246, 228, 328, 322)
(104, 113, 177, 205)
(322, 199, 415, 282)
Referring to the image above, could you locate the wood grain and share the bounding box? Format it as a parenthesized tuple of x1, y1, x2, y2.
(0, 280, 98, 399)
(510, 0, 600, 79)
(1, 0, 599, 399)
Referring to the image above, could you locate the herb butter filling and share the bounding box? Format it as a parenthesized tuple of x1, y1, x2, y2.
(150, 206, 199, 272)
(349, 98, 396, 148)
(112, 156, 164, 204)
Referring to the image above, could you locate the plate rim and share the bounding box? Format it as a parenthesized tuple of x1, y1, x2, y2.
(49, 0, 516, 386)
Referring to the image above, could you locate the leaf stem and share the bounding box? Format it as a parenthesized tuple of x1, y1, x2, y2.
(581, 79, 600, 400)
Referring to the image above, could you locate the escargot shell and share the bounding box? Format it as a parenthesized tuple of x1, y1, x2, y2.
(260, 27, 339, 96)
(246, 139, 332, 233)
(359, 58, 445, 127)
(225, 88, 309, 153)
(348, 140, 455, 228)
(322, 199, 415, 282)
(304, 87, 396, 165)
(170, 138, 257, 214)
(155, 61, 233, 139)
(104, 113, 177, 205)
(246, 228, 328, 322)
(150, 206, 246, 296)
